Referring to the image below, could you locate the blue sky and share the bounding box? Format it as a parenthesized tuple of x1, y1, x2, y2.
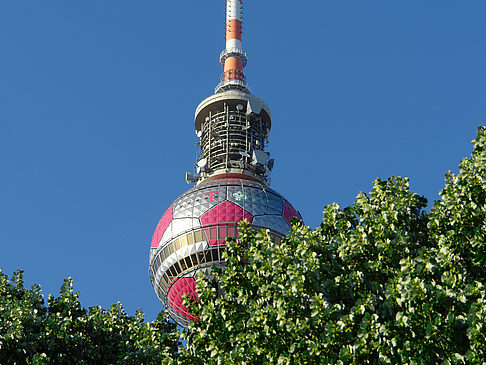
(1, 1, 485, 321)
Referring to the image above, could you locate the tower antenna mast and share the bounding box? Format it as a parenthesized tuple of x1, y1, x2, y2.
(217, 0, 248, 93)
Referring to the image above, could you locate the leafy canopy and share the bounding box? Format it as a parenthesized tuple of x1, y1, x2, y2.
(2, 127, 485, 364)
(183, 126, 486, 365)
(0, 270, 180, 364)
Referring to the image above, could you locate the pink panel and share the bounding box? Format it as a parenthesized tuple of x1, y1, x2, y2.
(205, 173, 259, 184)
(215, 178, 243, 183)
(200, 201, 253, 245)
(283, 201, 303, 225)
(168, 278, 199, 321)
(151, 205, 173, 248)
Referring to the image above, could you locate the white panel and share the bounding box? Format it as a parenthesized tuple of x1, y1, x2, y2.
(171, 218, 201, 238)
(160, 221, 173, 246)
(194, 241, 208, 253)
(189, 243, 199, 255)
(226, 0, 241, 21)
(177, 245, 194, 259)
(226, 39, 242, 50)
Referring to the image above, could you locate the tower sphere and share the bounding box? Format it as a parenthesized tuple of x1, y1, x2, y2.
(149, 173, 301, 327)
(148, 2, 302, 327)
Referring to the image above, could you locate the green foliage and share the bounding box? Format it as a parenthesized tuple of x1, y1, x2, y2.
(2, 128, 485, 364)
(0, 271, 180, 364)
(183, 127, 486, 364)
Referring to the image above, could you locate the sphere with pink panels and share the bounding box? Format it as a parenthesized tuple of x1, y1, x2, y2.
(148, 174, 302, 327)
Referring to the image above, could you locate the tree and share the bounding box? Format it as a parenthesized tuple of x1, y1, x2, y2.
(2, 127, 485, 364)
(0, 270, 180, 364)
(183, 126, 486, 364)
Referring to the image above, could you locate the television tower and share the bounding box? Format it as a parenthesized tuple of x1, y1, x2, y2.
(148, 0, 302, 327)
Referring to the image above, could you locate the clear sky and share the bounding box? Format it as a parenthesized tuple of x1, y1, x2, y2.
(1, 1, 485, 321)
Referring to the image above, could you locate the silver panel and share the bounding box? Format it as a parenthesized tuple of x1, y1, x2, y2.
(249, 188, 268, 205)
(172, 192, 194, 218)
(252, 215, 290, 236)
(243, 202, 267, 216)
(266, 192, 283, 214)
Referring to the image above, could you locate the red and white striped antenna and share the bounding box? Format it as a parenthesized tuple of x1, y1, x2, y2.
(216, 0, 249, 93)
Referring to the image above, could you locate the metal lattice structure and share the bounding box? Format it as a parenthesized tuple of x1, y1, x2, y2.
(148, 0, 303, 327)
(197, 98, 271, 180)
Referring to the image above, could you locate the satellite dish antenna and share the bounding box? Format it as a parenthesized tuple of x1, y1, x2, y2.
(197, 130, 203, 138)
(197, 158, 207, 167)
(236, 104, 244, 111)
